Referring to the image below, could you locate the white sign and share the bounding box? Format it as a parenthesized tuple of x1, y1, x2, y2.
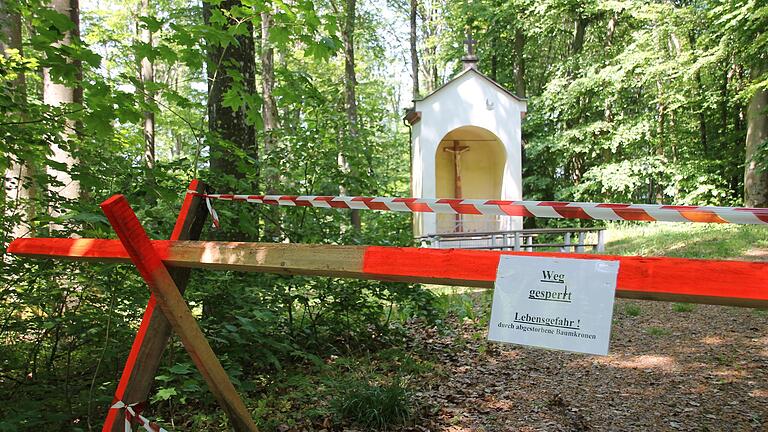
(488, 256, 619, 355)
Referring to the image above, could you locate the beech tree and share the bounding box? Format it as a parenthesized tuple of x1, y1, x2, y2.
(1, 0, 34, 239)
(44, 0, 81, 219)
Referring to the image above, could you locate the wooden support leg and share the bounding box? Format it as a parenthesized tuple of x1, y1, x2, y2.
(101, 194, 258, 432)
(103, 180, 209, 431)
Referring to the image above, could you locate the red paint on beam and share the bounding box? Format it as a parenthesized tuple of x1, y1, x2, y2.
(10, 238, 768, 307)
(361, 247, 768, 305)
(7, 237, 170, 261)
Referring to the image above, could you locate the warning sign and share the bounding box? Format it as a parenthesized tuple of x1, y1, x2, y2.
(488, 255, 619, 355)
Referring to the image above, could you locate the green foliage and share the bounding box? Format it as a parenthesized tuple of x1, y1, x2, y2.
(440, 0, 766, 220)
(673, 302, 696, 313)
(331, 379, 412, 430)
(646, 326, 671, 337)
(3, 0, 768, 429)
(624, 303, 642, 317)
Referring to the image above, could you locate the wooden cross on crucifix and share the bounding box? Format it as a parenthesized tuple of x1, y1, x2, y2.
(444, 140, 470, 231)
(464, 33, 477, 57)
(462, 33, 479, 70)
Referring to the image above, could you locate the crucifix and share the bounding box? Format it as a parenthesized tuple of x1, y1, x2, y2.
(444, 140, 470, 231)
(462, 33, 478, 70)
(464, 34, 477, 57)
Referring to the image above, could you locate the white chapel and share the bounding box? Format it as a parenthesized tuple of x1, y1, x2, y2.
(405, 39, 527, 238)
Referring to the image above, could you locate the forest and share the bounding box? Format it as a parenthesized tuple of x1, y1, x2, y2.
(1, 0, 768, 430)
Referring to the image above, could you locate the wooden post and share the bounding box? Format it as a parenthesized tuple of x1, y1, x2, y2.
(101, 194, 258, 432)
(103, 180, 210, 432)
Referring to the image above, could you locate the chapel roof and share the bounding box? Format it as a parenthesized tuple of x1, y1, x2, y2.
(413, 67, 527, 104)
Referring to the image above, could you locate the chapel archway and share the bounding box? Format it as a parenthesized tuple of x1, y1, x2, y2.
(435, 125, 506, 233)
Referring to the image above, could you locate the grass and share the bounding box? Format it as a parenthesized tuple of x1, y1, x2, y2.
(247, 344, 433, 430)
(603, 223, 768, 259)
(646, 326, 671, 336)
(624, 303, 642, 316)
(673, 302, 696, 313)
(331, 380, 411, 430)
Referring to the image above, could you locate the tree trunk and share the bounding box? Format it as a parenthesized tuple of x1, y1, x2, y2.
(409, 0, 419, 99)
(260, 10, 281, 240)
(571, 16, 587, 55)
(261, 11, 277, 159)
(606, 11, 617, 47)
(1, 0, 35, 239)
(44, 0, 81, 220)
(514, 28, 526, 97)
(140, 0, 155, 171)
(744, 61, 768, 207)
(341, 0, 361, 231)
(203, 0, 257, 180)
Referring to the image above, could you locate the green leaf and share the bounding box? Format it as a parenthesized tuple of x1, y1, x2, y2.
(138, 16, 164, 33)
(155, 387, 178, 401)
(169, 363, 193, 375)
(221, 88, 244, 110)
(269, 26, 291, 46)
(38, 9, 76, 34)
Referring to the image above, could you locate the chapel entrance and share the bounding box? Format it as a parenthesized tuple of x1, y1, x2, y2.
(435, 126, 505, 233)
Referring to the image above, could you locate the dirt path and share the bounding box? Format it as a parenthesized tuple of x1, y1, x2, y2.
(406, 299, 768, 431)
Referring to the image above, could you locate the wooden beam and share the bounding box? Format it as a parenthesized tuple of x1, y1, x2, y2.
(100, 195, 258, 432)
(103, 180, 209, 432)
(9, 238, 768, 308)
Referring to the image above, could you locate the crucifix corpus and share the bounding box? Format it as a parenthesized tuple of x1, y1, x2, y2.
(444, 140, 470, 231)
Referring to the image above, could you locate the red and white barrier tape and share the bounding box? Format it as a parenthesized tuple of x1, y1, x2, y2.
(188, 191, 768, 226)
(110, 400, 168, 432)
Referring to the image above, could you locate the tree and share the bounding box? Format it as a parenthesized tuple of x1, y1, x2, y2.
(744, 61, 768, 207)
(1, 0, 35, 239)
(260, 6, 281, 239)
(203, 0, 257, 182)
(44, 0, 81, 219)
(339, 0, 361, 231)
(139, 0, 155, 171)
(410, 0, 419, 99)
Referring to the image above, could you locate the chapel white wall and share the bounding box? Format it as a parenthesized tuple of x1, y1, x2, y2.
(411, 70, 526, 236)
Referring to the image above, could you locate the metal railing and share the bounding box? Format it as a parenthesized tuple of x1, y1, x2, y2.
(436, 214, 503, 233)
(419, 227, 606, 253)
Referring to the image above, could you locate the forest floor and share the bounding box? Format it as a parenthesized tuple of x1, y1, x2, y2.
(404, 294, 768, 431)
(401, 224, 768, 432)
(256, 224, 768, 431)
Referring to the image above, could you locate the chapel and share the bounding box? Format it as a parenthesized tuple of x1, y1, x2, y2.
(405, 37, 527, 237)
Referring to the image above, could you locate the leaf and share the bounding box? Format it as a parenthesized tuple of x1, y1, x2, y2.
(60, 212, 108, 224)
(269, 26, 291, 46)
(38, 9, 76, 34)
(138, 16, 164, 33)
(221, 88, 243, 110)
(169, 363, 193, 375)
(155, 387, 177, 401)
